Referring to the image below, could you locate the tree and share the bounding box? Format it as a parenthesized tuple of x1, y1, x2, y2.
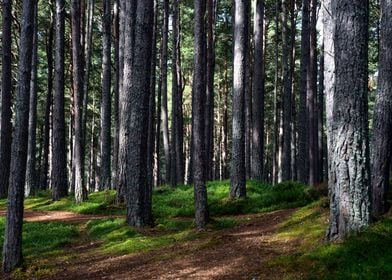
(298, 0, 310, 185)
(52, 0, 68, 201)
(2, 0, 35, 272)
(25, 1, 39, 197)
(326, 0, 371, 241)
(230, 0, 249, 198)
(251, 0, 264, 181)
(71, 0, 87, 203)
(193, 0, 209, 229)
(100, 0, 112, 191)
(0, 0, 13, 199)
(371, 0, 392, 218)
(124, 0, 154, 226)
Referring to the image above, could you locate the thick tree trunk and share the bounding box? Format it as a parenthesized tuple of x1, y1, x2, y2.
(0, 0, 13, 199)
(193, 0, 209, 229)
(326, 0, 371, 241)
(99, 0, 112, 191)
(281, 0, 292, 181)
(25, 2, 39, 197)
(52, 0, 68, 201)
(125, 0, 154, 227)
(298, 0, 310, 184)
(71, 0, 87, 203)
(2, 0, 35, 272)
(371, 0, 392, 218)
(251, 0, 264, 181)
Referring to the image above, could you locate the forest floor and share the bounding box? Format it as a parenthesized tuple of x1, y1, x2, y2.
(0, 181, 392, 279)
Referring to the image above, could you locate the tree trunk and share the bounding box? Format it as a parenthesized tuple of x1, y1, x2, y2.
(124, 0, 154, 227)
(99, 0, 112, 191)
(2, 0, 35, 272)
(0, 0, 13, 199)
(230, 0, 249, 198)
(251, 0, 264, 181)
(113, 0, 120, 191)
(281, 0, 292, 181)
(40, 8, 55, 191)
(161, 0, 171, 185)
(25, 2, 39, 197)
(52, 0, 69, 200)
(298, 0, 310, 184)
(326, 0, 371, 241)
(371, 0, 392, 218)
(71, 0, 87, 203)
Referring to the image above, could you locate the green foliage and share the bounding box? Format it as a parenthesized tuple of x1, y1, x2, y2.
(0, 218, 78, 260)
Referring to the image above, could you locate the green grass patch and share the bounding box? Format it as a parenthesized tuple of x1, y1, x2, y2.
(266, 202, 392, 279)
(0, 217, 79, 260)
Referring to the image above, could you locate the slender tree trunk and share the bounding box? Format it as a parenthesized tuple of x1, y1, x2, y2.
(326, 0, 371, 241)
(298, 0, 310, 184)
(193, 0, 209, 229)
(251, 0, 264, 181)
(25, 2, 39, 197)
(231, 0, 249, 198)
(125, 0, 154, 227)
(71, 0, 87, 203)
(2, 0, 35, 272)
(52, 0, 68, 200)
(161, 0, 171, 185)
(371, 0, 392, 218)
(281, 0, 292, 181)
(99, 0, 112, 191)
(113, 0, 120, 190)
(40, 8, 55, 190)
(307, 0, 318, 186)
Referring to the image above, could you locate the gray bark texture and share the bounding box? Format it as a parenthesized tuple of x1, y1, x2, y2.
(230, 0, 248, 198)
(0, 0, 13, 198)
(2, 0, 35, 272)
(371, 0, 392, 218)
(193, 0, 209, 229)
(124, 0, 154, 227)
(326, 0, 371, 241)
(100, 0, 112, 191)
(52, 0, 68, 201)
(25, 3, 39, 197)
(251, 0, 264, 181)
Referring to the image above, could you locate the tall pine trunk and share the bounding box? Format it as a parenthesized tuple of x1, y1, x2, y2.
(2, 0, 35, 272)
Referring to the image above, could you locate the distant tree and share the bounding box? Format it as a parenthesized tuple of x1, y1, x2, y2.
(2, 0, 35, 272)
(99, 0, 112, 191)
(326, 0, 371, 241)
(193, 0, 209, 229)
(52, 0, 68, 201)
(230, 0, 249, 198)
(371, 0, 392, 218)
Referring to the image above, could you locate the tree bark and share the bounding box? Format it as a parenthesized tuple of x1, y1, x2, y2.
(25, 2, 39, 197)
(0, 0, 13, 199)
(326, 0, 371, 241)
(2, 0, 35, 272)
(193, 0, 209, 229)
(52, 0, 69, 200)
(99, 0, 112, 191)
(371, 0, 392, 218)
(230, 0, 249, 198)
(251, 0, 264, 181)
(71, 0, 87, 203)
(125, 0, 154, 227)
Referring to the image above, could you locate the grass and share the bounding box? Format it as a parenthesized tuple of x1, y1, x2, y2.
(266, 200, 392, 279)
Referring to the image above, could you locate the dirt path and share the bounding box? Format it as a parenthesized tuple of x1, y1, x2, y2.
(42, 208, 298, 280)
(0, 210, 118, 223)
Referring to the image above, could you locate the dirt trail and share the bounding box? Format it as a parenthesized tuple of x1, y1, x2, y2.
(41, 208, 298, 280)
(0, 210, 118, 223)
